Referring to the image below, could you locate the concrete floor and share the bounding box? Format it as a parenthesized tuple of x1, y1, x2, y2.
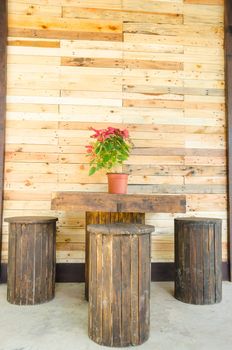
(0, 282, 232, 350)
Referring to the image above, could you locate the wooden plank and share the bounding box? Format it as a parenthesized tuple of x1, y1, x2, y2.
(122, 0, 183, 14)
(138, 234, 150, 343)
(124, 164, 226, 177)
(51, 192, 186, 213)
(61, 56, 183, 71)
(8, 2, 62, 17)
(112, 235, 122, 346)
(184, 4, 223, 24)
(8, 0, 122, 9)
(121, 235, 131, 346)
(63, 7, 183, 24)
(88, 230, 97, 340)
(101, 234, 112, 345)
(184, 0, 223, 5)
(8, 38, 60, 48)
(225, 0, 232, 281)
(131, 234, 139, 345)
(8, 14, 123, 41)
(85, 211, 99, 300)
(0, 0, 7, 280)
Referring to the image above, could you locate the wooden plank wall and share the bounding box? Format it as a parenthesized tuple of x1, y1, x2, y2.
(0, 0, 7, 267)
(225, 0, 232, 281)
(2, 0, 226, 264)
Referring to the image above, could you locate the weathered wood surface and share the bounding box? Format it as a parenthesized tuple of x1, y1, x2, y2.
(85, 211, 145, 300)
(225, 0, 232, 281)
(1, 0, 227, 266)
(88, 223, 153, 346)
(5, 216, 57, 305)
(51, 192, 186, 213)
(0, 0, 7, 278)
(174, 217, 222, 304)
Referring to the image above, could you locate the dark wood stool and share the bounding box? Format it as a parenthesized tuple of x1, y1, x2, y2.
(85, 211, 145, 300)
(5, 216, 58, 305)
(87, 223, 154, 347)
(174, 217, 222, 305)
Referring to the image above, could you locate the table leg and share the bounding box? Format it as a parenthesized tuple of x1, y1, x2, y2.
(85, 212, 145, 300)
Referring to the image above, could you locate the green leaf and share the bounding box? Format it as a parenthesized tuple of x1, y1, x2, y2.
(95, 144, 102, 154)
(103, 154, 111, 162)
(89, 167, 96, 176)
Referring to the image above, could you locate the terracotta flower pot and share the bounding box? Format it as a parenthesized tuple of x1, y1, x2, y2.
(107, 173, 128, 194)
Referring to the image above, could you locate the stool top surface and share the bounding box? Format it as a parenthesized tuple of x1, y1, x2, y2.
(4, 216, 58, 224)
(87, 223, 154, 235)
(175, 217, 221, 223)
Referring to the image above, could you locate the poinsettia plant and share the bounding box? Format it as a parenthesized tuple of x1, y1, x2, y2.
(86, 126, 132, 176)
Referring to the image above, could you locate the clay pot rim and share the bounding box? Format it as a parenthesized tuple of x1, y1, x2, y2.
(106, 172, 129, 176)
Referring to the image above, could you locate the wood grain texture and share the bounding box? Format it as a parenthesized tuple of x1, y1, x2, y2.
(88, 223, 153, 346)
(1, 0, 227, 265)
(6, 216, 57, 305)
(0, 0, 7, 279)
(174, 217, 222, 304)
(224, 0, 232, 281)
(85, 211, 145, 300)
(51, 192, 186, 213)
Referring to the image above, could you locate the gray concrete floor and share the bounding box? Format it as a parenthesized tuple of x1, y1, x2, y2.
(0, 282, 232, 350)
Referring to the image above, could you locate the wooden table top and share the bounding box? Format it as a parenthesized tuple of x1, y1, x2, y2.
(51, 192, 186, 213)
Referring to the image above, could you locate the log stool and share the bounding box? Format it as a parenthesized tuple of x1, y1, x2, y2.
(5, 216, 58, 305)
(174, 217, 222, 305)
(87, 223, 154, 347)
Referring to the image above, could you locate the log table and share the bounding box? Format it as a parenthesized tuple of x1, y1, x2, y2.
(51, 192, 186, 299)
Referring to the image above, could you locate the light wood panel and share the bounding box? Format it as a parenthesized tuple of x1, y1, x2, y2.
(225, 0, 232, 280)
(0, 0, 7, 272)
(1, 0, 227, 265)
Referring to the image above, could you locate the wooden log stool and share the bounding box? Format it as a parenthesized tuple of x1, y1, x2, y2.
(87, 223, 154, 347)
(5, 216, 58, 305)
(174, 217, 222, 305)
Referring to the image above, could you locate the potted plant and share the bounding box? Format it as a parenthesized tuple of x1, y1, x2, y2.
(85, 126, 132, 194)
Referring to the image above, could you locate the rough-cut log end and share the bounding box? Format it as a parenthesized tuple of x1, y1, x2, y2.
(174, 217, 222, 305)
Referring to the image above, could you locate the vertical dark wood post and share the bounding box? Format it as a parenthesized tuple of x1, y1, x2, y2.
(225, 0, 232, 281)
(0, 0, 7, 280)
